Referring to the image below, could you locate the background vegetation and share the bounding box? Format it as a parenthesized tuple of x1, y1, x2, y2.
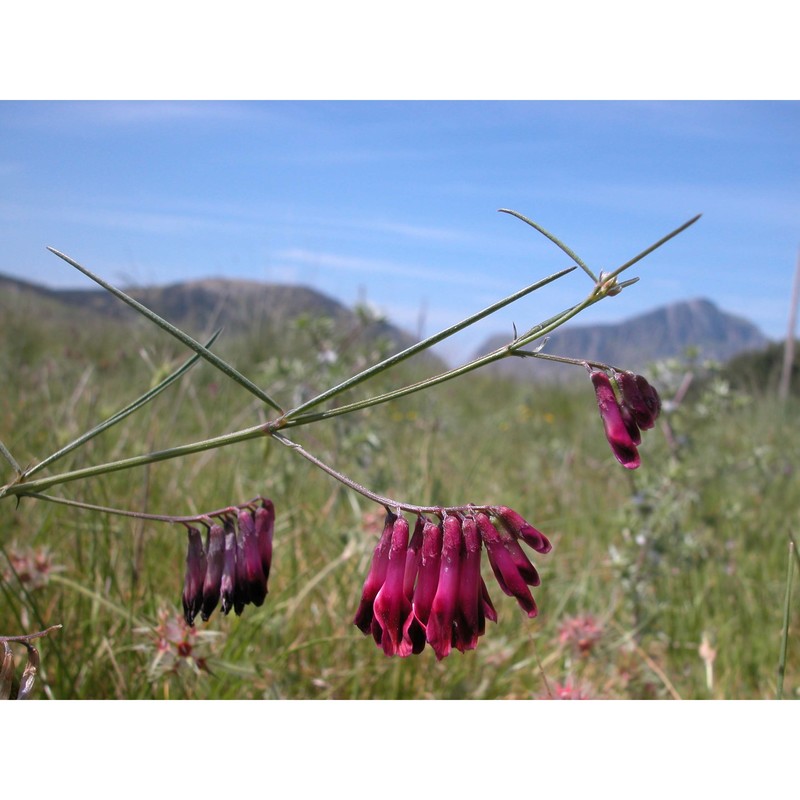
(2, 290, 798, 700)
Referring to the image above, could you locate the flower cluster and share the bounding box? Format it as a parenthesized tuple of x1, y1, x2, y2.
(557, 613, 604, 656)
(2, 543, 61, 590)
(354, 505, 551, 660)
(135, 609, 221, 681)
(181, 499, 275, 626)
(590, 369, 662, 469)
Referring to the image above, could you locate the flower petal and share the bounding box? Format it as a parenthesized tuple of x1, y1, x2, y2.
(353, 512, 396, 635)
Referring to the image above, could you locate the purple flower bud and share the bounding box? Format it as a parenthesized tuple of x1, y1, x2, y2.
(475, 512, 538, 618)
(255, 500, 275, 582)
(591, 370, 640, 469)
(373, 516, 414, 657)
(453, 516, 484, 653)
(182, 526, 206, 626)
(619, 402, 642, 445)
(492, 506, 552, 554)
(426, 515, 463, 660)
(615, 371, 660, 430)
(239, 508, 267, 607)
(233, 521, 250, 615)
(353, 512, 396, 635)
(220, 526, 238, 616)
(635, 374, 662, 423)
(201, 524, 225, 621)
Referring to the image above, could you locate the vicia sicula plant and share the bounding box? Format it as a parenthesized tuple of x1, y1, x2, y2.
(0, 209, 699, 677)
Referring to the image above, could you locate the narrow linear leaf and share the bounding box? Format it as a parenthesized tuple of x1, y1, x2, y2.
(0, 439, 22, 476)
(777, 535, 796, 700)
(25, 330, 222, 478)
(46, 247, 283, 413)
(606, 214, 702, 280)
(285, 264, 577, 419)
(499, 208, 597, 282)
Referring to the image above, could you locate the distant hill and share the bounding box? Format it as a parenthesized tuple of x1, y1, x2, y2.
(0, 272, 420, 354)
(472, 298, 770, 381)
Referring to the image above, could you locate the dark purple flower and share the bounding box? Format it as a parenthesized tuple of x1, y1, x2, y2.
(615, 371, 661, 430)
(238, 508, 267, 607)
(254, 500, 275, 583)
(182, 526, 206, 626)
(635, 374, 662, 423)
(201, 523, 225, 621)
(590, 370, 641, 469)
(220, 523, 238, 616)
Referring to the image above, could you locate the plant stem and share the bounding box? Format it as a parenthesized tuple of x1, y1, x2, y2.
(24, 331, 221, 479)
(272, 432, 489, 516)
(0, 423, 268, 499)
(281, 265, 577, 421)
(20, 492, 264, 525)
(46, 247, 284, 414)
(777, 535, 795, 700)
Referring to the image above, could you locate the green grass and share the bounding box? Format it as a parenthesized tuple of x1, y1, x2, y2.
(1, 307, 798, 699)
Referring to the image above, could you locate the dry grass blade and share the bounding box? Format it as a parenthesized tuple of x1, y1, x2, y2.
(16, 644, 40, 700)
(1, 641, 13, 700)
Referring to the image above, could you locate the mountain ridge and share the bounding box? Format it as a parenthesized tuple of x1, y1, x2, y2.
(472, 297, 769, 381)
(1, 273, 770, 376)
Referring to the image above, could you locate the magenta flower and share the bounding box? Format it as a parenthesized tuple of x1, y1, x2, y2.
(589, 369, 663, 469)
(372, 516, 414, 656)
(353, 511, 396, 636)
(353, 505, 550, 660)
(475, 512, 539, 618)
(591, 370, 641, 469)
(425, 515, 464, 660)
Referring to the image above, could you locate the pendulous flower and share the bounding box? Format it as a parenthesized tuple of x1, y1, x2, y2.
(181, 498, 275, 626)
(182, 526, 206, 626)
(353, 505, 550, 660)
(589, 369, 662, 469)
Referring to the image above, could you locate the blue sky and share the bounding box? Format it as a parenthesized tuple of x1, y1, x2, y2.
(1, 101, 798, 360)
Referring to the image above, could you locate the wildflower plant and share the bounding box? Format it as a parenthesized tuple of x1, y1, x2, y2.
(0, 209, 699, 671)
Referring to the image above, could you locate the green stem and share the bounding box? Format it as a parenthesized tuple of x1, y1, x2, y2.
(46, 247, 284, 414)
(282, 296, 595, 428)
(0, 439, 22, 476)
(0, 423, 268, 499)
(604, 214, 702, 282)
(777, 534, 796, 700)
(282, 265, 577, 421)
(24, 330, 221, 479)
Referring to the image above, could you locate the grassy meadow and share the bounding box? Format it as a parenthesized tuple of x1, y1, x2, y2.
(1, 291, 798, 700)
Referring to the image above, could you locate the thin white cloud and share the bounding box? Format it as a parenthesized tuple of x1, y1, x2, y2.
(273, 247, 516, 292)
